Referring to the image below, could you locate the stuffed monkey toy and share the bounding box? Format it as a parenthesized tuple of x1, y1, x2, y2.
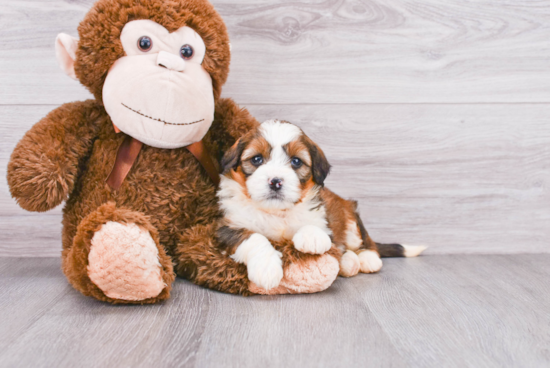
(7, 0, 340, 304)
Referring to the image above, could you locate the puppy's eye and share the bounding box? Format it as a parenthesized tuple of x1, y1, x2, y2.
(180, 44, 194, 60)
(251, 155, 264, 166)
(291, 157, 303, 169)
(138, 36, 153, 52)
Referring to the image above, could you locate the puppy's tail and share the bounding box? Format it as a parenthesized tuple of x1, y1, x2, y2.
(376, 243, 427, 258)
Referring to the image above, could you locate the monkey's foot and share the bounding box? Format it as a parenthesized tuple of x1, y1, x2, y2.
(63, 202, 174, 304)
(88, 221, 166, 301)
(249, 253, 339, 295)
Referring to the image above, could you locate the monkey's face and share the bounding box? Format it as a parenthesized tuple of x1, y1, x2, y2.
(102, 20, 214, 149)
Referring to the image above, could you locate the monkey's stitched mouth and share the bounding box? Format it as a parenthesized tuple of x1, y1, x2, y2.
(121, 103, 204, 126)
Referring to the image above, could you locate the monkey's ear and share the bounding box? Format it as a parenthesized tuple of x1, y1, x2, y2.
(221, 139, 246, 174)
(55, 33, 79, 80)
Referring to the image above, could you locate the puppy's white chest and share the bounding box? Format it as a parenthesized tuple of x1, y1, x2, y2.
(223, 198, 330, 241)
(258, 205, 330, 241)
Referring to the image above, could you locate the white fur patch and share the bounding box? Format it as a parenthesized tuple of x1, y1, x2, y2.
(402, 244, 428, 257)
(339, 250, 360, 277)
(358, 250, 383, 273)
(345, 220, 363, 251)
(260, 120, 302, 147)
(231, 233, 283, 290)
(218, 176, 331, 242)
(293, 225, 332, 254)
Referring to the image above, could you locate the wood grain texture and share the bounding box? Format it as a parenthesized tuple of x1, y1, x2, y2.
(193, 282, 404, 368)
(2, 104, 548, 256)
(1, 0, 550, 104)
(0, 258, 70, 351)
(351, 254, 550, 367)
(1, 1, 549, 256)
(1, 255, 549, 367)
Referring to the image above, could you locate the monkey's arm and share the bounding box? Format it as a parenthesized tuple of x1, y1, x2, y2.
(7, 100, 102, 212)
(207, 98, 260, 161)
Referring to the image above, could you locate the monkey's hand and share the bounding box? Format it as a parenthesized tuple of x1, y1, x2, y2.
(7, 100, 101, 212)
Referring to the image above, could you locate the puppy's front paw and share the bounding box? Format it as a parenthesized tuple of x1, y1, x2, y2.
(293, 225, 332, 255)
(248, 250, 283, 291)
(232, 233, 283, 290)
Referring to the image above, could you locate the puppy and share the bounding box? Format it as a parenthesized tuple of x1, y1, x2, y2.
(216, 120, 426, 290)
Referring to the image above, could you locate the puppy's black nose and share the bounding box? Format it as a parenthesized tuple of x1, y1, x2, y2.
(269, 178, 283, 191)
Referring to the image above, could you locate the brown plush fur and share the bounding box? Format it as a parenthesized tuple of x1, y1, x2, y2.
(7, 95, 258, 303)
(7, 0, 341, 303)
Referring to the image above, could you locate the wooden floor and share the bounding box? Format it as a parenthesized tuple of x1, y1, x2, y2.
(1, 255, 548, 368)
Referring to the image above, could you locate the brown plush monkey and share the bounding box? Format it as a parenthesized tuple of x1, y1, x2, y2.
(7, 0, 340, 304)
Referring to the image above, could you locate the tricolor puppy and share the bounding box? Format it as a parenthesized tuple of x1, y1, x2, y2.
(216, 120, 426, 290)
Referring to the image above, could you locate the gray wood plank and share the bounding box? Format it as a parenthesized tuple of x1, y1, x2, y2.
(0, 215, 62, 257)
(0, 266, 212, 368)
(193, 282, 404, 368)
(2, 104, 549, 256)
(1, 255, 549, 367)
(1, 0, 550, 104)
(352, 254, 550, 367)
(0, 258, 70, 350)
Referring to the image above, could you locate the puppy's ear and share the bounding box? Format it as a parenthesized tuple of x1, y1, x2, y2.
(303, 136, 331, 186)
(221, 139, 247, 174)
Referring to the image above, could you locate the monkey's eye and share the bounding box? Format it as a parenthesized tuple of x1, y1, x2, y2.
(291, 157, 303, 169)
(138, 36, 152, 52)
(251, 155, 264, 166)
(180, 44, 194, 60)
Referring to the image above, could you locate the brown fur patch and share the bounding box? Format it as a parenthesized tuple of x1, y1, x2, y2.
(301, 135, 331, 186)
(298, 178, 317, 202)
(284, 140, 312, 166)
(216, 223, 253, 255)
(229, 167, 250, 197)
(176, 222, 253, 296)
(241, 136, 271, 162)
(284, 139, 312, 184)
(241, 135, 271, 176)
(321, 188, 378, 254)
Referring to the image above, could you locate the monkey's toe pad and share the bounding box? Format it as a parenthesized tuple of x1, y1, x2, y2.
(88, 221, 165, 301)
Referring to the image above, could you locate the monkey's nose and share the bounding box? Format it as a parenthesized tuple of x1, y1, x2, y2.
(157, 51, 185, 72)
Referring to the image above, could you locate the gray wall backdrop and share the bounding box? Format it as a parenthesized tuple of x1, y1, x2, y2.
(1, 0, 548, 256)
